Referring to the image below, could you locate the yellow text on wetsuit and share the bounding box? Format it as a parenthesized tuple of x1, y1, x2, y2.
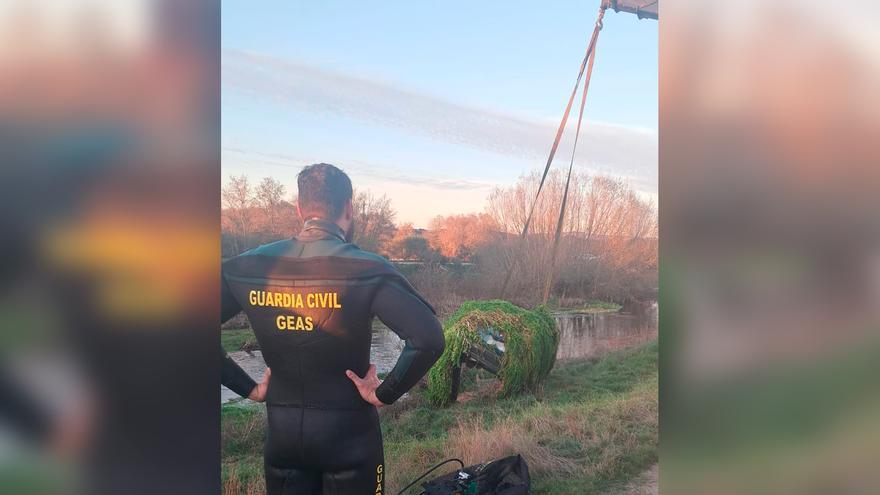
(275, 314, 314, 331)
(248, 290, 342, 309)
(375, 464, 383, 494)
(248, 290, 343, 331)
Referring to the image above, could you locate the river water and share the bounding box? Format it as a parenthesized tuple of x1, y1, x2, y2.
(221, 305, 657, 403)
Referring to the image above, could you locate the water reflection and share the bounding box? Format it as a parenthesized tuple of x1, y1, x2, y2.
(555, 309, 658, 361)
(222, 305, 657, 403)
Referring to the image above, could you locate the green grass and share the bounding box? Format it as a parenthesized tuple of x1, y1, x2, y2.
(221, 328, 254, 353)
(554, 300, 623, 314)
(221, 403, 266, 495)
(221, 340, 658, 494)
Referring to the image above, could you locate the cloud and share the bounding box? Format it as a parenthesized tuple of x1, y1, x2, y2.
(222, 147, 495, 191)
(222, 48, 656, 194)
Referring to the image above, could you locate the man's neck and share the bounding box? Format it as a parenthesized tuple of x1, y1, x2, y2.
(301, 218, 346, 242)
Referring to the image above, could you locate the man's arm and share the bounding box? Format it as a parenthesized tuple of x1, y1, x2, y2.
(220, 272, 259, 399)
(367, 280, 445, 405)
(0, 362, 52, 444)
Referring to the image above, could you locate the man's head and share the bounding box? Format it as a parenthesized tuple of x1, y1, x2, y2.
(296, 163, 354, 240)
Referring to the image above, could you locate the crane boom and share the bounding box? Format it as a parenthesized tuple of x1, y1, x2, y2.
(604, 0, 658, 20)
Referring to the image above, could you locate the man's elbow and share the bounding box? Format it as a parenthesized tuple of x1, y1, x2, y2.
(405, 318, 445, 360)
(425, 320, 446, 358)
(429, 333, 445, 357)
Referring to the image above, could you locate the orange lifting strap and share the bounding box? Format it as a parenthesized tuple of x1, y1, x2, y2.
(499, 1, 657, 302)
(499, 6, 606, 301)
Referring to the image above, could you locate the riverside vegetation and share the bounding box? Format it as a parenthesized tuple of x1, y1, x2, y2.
(221, 340, 658, 494)
(426, 300, 558, 406)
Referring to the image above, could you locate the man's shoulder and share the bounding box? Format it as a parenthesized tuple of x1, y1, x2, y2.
(326, 244, 407, 280)
(244, 239, 296, 257)
(334, 243, 394, 266)
(222, 239, 399, 278)
(222, 239, 295, 272)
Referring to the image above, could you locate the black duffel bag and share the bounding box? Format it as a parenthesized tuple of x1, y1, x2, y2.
(417, 454, 530, 495)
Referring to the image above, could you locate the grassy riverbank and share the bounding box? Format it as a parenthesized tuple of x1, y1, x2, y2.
(221, 328, 253, 353)
(551, 300, 624, 314)
(221, 340, 658, 494)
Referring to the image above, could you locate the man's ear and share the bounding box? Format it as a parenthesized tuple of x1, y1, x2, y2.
(296, 202, 304, 221)
(344, 200, 353, 221)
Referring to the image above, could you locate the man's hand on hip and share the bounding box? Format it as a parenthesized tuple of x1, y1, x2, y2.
(248, 368, 271, 402)
(345, 365, 385, 407)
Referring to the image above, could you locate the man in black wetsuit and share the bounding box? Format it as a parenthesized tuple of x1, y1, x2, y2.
(221, 163, 445, 495)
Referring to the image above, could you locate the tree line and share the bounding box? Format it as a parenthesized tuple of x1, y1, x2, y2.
(221, 175, 493, 262)
(222, 171, 656, 311)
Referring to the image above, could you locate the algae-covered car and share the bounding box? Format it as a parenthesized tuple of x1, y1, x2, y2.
(426, 300, 559, 406)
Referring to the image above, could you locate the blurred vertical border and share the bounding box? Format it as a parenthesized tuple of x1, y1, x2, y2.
(0, 1, 219, 494)
(2, 0, 879, 493)
(661, 0, 880, 493)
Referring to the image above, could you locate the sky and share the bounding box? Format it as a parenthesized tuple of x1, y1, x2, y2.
(222, 1, 657, 227)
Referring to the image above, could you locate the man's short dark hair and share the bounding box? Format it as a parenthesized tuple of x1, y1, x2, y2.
(297, 163, 353, 221)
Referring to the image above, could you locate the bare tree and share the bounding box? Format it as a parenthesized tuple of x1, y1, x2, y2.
(255, 176, 287, 238)
(486, 170, 657, 305)
(427, 213, 498, 260)
(222, 175, 254, 255)
(351, 190, 396, 255)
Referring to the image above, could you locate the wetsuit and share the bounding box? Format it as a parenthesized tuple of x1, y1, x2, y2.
(221, 219, 445, 495)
